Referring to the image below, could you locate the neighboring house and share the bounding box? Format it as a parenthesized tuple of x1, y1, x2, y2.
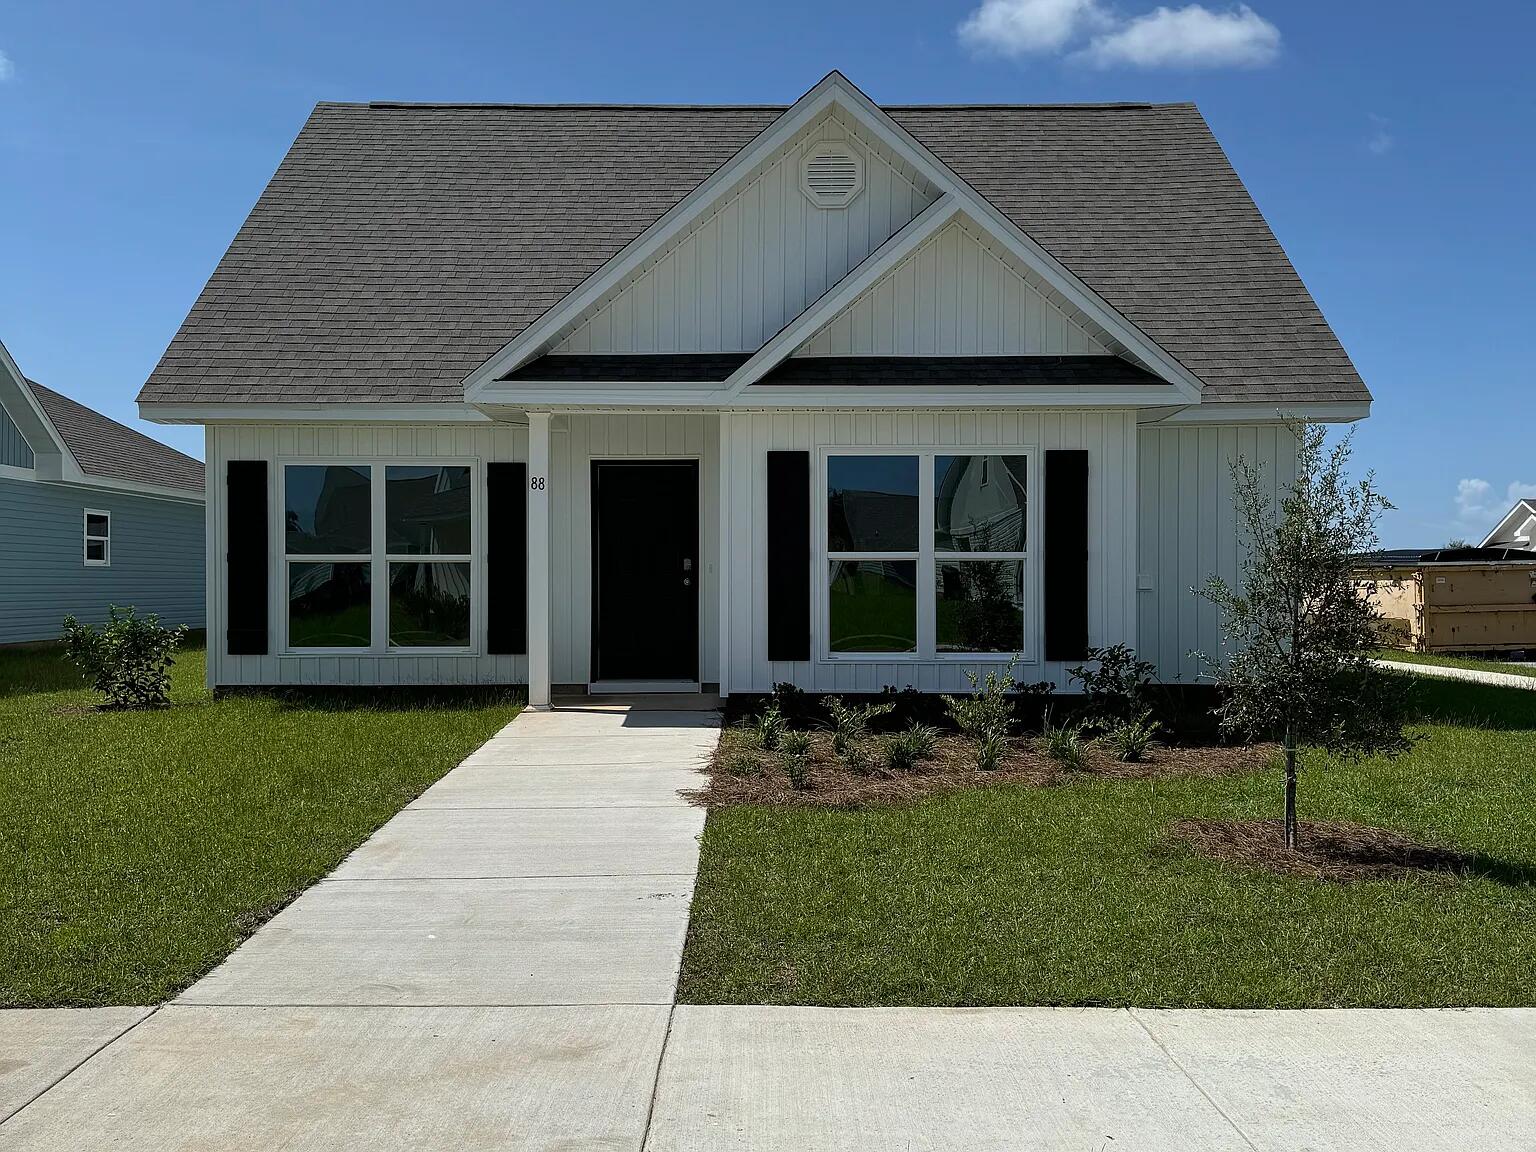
(1, 339, 205, 645)
(136, 72, 1370, 703)
(1481, 500, 1536, 551)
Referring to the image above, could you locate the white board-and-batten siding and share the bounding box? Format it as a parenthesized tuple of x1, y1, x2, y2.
(1136, 423, 1299, 684)
(205, 423, 530, 689)
(720, 409, 1140, 694)
(555, 113, 940, 355)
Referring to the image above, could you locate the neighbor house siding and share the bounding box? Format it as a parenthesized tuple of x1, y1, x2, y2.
(1136, 423, 1299, 683)
(0, 476, 203, 645)
(720, 408, 1139, 694)
(795, 218, 1111, 358)
(205, 423, 528, 687)
(0, 402, 34, 469)
(555, 112, 939, 355)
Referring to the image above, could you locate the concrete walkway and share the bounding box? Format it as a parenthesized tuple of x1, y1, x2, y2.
(1373, 656, 1536, 691)
(0, 704, 717, 1150)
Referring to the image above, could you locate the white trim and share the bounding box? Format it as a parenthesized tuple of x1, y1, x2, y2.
(526, 413, 553, 709)
(461, 71, 1204, 406)
(141, 402, 495, 425)
(717, 412, 733, 699)
(1139, 401, 1372, 425)
(0, 462, 37, 481)
(732, 383, 1189, 409)
(83, 508, 111, 567)
(276, 459, 480, 657)
(815, 446, 1037, 665)
(1481, 499, 1536, 548)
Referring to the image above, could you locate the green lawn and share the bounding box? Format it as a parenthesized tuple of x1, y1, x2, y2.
(0, 643, 519, 1007)
(680, 677, 1536, 1008)
(1375, 648, 1536, 679)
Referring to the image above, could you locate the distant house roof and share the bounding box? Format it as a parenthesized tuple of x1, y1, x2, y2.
(139, 100, 1367, 409)
(1481, 499, 1536, 549)
(26, 378, 204, 494)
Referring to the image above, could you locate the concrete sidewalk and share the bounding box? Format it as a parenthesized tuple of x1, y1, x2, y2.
(0, 704, 717, 1150)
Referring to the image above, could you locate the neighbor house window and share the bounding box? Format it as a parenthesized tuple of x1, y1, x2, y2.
(825, 453, 1029, 658)
(83, 509, 110, 567)
(282, 462, 475, 652)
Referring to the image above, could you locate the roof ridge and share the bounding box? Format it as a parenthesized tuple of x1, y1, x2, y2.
(337, 100, 1194, 112)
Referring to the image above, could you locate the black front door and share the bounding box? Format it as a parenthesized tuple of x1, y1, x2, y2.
(592, 461, 699, 682)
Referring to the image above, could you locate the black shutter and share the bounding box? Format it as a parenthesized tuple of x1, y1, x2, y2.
(486, 462, 527, 655)
(766, 451, 811, 661)
(226, 460, 269, 656)
(1044, 449, 1089, 663)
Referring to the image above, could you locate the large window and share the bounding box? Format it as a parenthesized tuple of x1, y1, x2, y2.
(282, 463, 474, 652)
(825, 452, 1029, 659)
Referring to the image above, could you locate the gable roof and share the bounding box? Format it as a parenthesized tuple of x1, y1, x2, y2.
(28, 380, 205, 493)
(138, 95, 1368, 409)
(1481, 499, 1536, 548)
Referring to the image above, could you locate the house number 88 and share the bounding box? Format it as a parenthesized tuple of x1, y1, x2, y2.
(529, 476, 545, 490)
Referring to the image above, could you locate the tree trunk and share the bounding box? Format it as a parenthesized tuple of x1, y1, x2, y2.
(1283, 724, 1298, 850)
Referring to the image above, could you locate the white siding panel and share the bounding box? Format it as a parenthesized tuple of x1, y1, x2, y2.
(1137, 423, 1299, 683)
(797, 220, 1112, 357)
(721, 408, 1139, 694)
(557, 113, 939, 354)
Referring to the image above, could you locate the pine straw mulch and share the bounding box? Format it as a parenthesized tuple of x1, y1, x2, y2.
(693, 728, 1278, 810)
(1169, 818, 1495, 883)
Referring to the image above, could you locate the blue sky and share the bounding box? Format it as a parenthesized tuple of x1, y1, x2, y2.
(1, 1, 1531, 547)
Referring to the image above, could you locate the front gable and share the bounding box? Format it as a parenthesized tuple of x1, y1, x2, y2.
(556, 110, 941, 355)
(466, 71, 1205, 409)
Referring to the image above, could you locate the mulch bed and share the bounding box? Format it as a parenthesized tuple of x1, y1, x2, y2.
(1169, 818, 1489, 882)
(693, 728, 1278, 809)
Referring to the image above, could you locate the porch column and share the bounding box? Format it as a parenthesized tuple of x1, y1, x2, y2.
(527, 410, 553, 710)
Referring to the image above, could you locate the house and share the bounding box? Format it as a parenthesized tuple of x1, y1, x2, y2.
(1, 339, 205, 645)
(1482, 500, 1536, 551)
(136, 72, 1370, 704)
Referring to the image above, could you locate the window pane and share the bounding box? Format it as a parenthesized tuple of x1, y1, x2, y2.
(387, 466, 471, 555)
(827, 455, 918, 552)
(85, 540, 107, 562)
(85, 514, 109, 538)
(829, 560, 917, 653)
(285, 465, 371, 555)
(935, 455, 1026, 553)
(936, 560, 1024, 653)
(288, 562, 371, 647)
(389, 562, 471, 647)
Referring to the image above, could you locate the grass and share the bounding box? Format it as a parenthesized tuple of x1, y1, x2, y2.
(0, 643, 520, 1007)
(1375, 648, 1536, 679)
(680, 677, 1536, 1008)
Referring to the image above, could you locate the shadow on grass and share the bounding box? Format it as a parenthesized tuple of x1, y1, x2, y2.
(1400, 676, 1536, 732)
(0, 642, 86, 699)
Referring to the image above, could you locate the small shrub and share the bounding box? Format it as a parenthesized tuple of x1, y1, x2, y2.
(719, 749, 763, 777)
(1068, 644, 1156, 725)
(885, 722, 940, 774)
(1102, 711, 1161, 763)
(878, 684, 924, 725)
(61, 606, 187, 709)
(1040, 709, 1088, 770)
(769, 681, 811, 725)
(822, 697, 895, 762)
(975, 731, 1009, 772)
(941, 660, 1017, 744)
(750, 703, 787, 751)
(778, 730, 812, 789)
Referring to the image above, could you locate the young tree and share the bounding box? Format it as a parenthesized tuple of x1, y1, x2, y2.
(1198, 422, 1410, 849)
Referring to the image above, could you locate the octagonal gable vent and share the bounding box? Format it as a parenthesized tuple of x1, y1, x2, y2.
(801, 144, 864, 208)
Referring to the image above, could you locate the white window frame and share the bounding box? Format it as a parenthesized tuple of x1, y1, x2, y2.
(83, 508, 111, 567)
(277, 459, 481, 657)
(816, 447, 1037, 665)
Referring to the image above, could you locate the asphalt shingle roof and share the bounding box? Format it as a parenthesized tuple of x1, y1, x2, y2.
(29, 380, 205, 493)
(139, 101, 1367, 408)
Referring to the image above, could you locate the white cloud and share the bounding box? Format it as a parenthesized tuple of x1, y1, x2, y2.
(958, 1, 1281, 69)
(958, 0, 1112, 56)
(1081, 4, 1281, 68)
(1456, 479, 1536, 525)
(0, 49, 13, 82)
